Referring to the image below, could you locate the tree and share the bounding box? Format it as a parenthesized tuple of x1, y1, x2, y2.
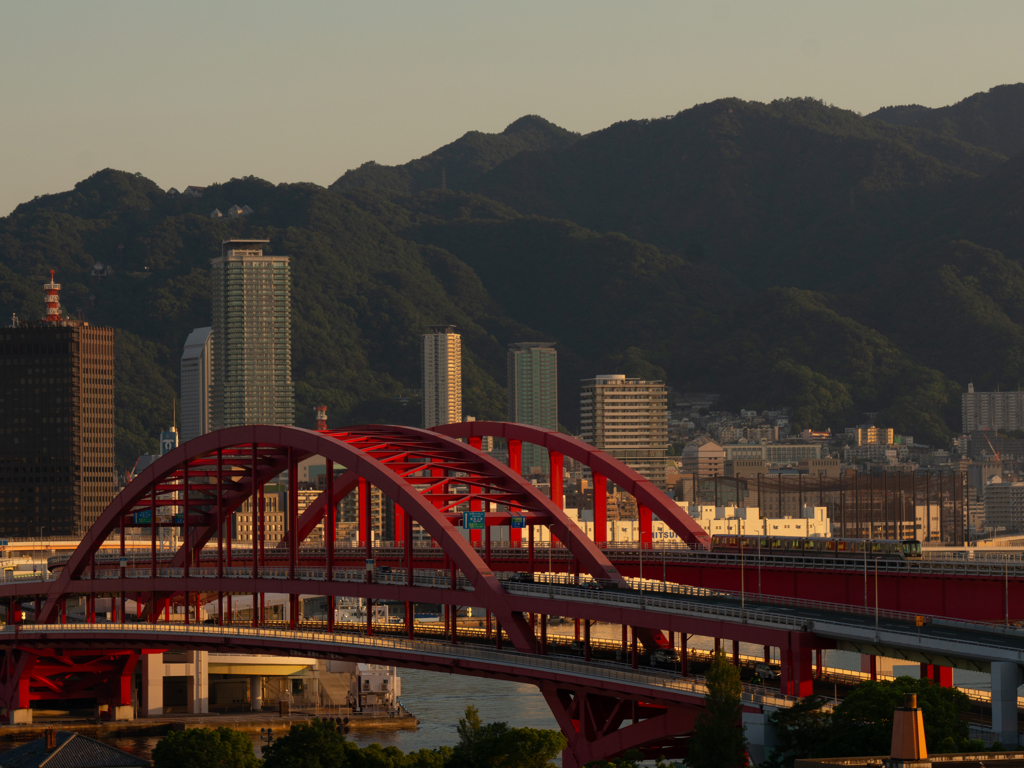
(152, 727, 260, 768)
(687, 652, 748, 768)
(827, 677, 970, 757)
(261, 718, 350, 768)
(762, 697, 832, 768)
(764, 678, 974, 766)
(447, 705, 566, 768)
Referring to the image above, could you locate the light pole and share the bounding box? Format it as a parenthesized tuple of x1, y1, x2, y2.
(38, 526, 45, 582)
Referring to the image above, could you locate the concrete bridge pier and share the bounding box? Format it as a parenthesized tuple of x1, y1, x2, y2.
(250, 676, 263, 711)
(990, 661, 1021, 746)
(779, 633, 815, 698)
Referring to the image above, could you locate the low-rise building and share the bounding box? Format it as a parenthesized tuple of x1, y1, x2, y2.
(984, 476, 1024, 535)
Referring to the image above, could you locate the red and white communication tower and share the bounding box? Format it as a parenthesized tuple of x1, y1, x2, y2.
(315, 404, 328, 431)
(43, 270, 62, 322)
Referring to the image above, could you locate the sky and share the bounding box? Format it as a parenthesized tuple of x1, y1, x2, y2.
(1, 0, 1022, 216)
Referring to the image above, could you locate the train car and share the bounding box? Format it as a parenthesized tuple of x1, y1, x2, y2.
(709, 535, 922, 561)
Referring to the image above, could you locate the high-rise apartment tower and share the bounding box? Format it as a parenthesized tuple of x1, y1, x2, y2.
(210, 240, 293, 429)
(180, 326, 212, 444)
(422, 326, 461, 428)
(0, 273, 114, 537)
(962, 382, 1024, 433)
(580, 374, 668, 490)
(508, 342, 558, 474)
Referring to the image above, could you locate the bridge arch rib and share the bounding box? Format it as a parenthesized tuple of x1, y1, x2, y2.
(432, 421, 712, 548)
(41, 424, 642, 652)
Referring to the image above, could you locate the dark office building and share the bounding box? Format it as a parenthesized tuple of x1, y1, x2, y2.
(0, 278, 115, 537)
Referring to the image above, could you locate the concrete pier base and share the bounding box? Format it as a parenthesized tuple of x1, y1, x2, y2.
(10, 709, 32, 725)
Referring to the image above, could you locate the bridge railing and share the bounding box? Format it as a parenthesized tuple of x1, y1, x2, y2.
(48, 542, 1024, 579)
(0, 622, 805, 710)
(58, 563, 1024, 641)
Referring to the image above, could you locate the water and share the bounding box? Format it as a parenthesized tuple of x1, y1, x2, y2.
(0, 672, 559, 761)
(346, 669, 559, 753)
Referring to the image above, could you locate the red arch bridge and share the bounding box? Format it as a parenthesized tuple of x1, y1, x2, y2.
(3, 423, 1024, 764)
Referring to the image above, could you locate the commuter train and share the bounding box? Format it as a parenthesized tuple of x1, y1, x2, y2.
(709, 535, 923, 561)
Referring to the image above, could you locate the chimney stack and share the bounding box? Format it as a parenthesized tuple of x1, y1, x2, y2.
(44, 728, 57, 752)
(885, 693, 930, 767)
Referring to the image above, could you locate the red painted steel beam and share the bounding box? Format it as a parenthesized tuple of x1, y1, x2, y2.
(433, 422, 713, 548)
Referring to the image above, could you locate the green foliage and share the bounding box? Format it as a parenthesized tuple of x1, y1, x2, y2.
(261, 719, 349, 768)
(152, 726, 260, 768)
(687, 652, 748, 768)
(764, 678, 972, 767)
(447, 705, 566, 768)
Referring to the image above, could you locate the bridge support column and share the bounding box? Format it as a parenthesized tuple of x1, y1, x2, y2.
(141, 653, 164, 717)
(250, 677, 263, 711)
(920, 664, 953, 688)
(593, 473, 607, 546)
(991, 661, 1021, 745)
(779, 635, 813, 698)
(550, 452, 563, 511)
(187, 651, 209, 714)
(509, 440, 522, 545)
(680, 634, 688, 676)
(638, 505, 652, 548)
(732, 640, 739, 667)
(10, 708, 32, 725)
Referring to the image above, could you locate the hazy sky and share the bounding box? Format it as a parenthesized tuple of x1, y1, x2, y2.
(2, 1, 1022, 216)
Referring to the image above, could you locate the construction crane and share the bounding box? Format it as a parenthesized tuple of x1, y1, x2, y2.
(983, 432, 1001, 463)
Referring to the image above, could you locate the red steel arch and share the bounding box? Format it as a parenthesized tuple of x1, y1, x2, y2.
(39, 424, 639, 651)
(432, 421, 712, 548)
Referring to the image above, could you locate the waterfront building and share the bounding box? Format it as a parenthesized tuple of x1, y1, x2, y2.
(580, 374, 668, 490)
(507, 342, 558, 474)
(0, 273, 114, 537)
(422, 325, 461, 428)
(210, 240, 293, 430)
(180, 326, 212, 443)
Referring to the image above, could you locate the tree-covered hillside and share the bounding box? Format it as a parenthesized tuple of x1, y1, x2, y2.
(870, 83, 1024, 158)
(4, 85, 1024, 469)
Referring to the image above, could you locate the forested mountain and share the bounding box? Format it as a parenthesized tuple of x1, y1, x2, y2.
(3, 85, 1024, 469)
(870, 84, 1024, 158)
(330, 115, 579, 196)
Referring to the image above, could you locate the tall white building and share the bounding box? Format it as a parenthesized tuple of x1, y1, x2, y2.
(422, 326, 462, 429)
(580, 374, 668, 489)
(210, 240, 293, 429)
(180, 327, 213, 443)
(962, 382, 1024, 433)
